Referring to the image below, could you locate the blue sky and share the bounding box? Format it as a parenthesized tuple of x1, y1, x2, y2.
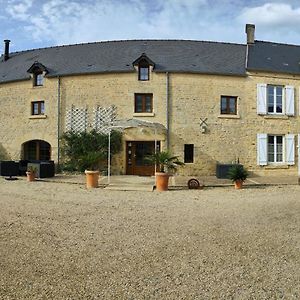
(1, 0, 300, 52)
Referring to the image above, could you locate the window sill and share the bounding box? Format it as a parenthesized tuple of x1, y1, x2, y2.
(265, 164, 289, 169)
(218, 114, 240, 119)
(133, 112, 155, 117)
(264, 115, 289, 120)
(29, 115, 47, 119)
(32, 85, 44, 88)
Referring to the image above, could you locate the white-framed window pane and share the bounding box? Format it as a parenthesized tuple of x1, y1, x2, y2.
(139, 67, 149, 80)
(276, 95, 282, 113)
(268, 135, 275, 162)
(267, 85, 283, 114)
(267, 86, 274, 113)
(268, 135, 284, 163)
(36, 73, 44, 86)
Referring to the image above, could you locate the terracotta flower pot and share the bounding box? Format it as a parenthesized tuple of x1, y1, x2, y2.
(26, 171, 35, 182)
(155, 172, 170, 191)
(234, 179, 243, 189)
(85, 170, 99, 188)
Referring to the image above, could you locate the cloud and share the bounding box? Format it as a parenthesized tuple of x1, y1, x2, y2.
(6, 0, 34, 21)
(238, 3, 300, 28)
(3, 0, 300, 50)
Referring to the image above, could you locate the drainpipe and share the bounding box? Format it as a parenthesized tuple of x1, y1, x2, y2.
(298, 134, 300, 184)
(166, 72, 170, 150)
(57, 76, 61, 170)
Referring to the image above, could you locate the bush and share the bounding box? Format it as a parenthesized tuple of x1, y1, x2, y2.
(61, 130, 122, 172)
(227, 164, 248, 182)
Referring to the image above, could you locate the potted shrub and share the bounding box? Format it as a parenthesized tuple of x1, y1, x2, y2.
(26, 166, 36, 182)
(79, 151, 105, 188)
(148, 151, 184, 191)
(227, 164, 248, 189)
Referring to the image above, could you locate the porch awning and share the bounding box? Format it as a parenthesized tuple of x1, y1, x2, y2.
(109, 118, 166, 133)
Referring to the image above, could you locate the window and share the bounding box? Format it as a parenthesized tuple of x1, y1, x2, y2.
(220, 96, 237, 114)
(34, 72, 44, 86)
(267, 85, 283, 114)
(135, 94, 153, 113)
(257, 133, 295, 166)
(138, 60, 149, 81)
(184, 144, 194, 163)
(268, 135, 283, 163)
(32, 101, 45, 115)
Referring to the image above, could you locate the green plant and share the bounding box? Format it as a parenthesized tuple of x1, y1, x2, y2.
(61, 130, 122, 172)
(227, 164, 248, 182)
(147, 151, 184, 173)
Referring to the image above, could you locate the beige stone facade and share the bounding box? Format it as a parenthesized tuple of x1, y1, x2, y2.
(1, 65, 300, 177)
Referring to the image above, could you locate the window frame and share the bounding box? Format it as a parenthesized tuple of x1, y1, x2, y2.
(138, 60, 150, 81)
(267, 85, 284, 115)
(184, 144, 194, 163)
(267, 135, 285, 164)
(33, 71, 44, 86)
(31, 101, 45, 115)
(220, 95, 237, 115)
(134, 93, 153, 113)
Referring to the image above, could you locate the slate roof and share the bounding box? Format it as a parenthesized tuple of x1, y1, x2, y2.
(0, 40, 246, 83)
(247, 40, 300, 75)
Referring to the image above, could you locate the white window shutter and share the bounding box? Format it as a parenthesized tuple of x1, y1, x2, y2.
(257, 84, 267, 115)
(257, 133, 268, 165)
(285, 86, 295, 116)
(285, 134, 295, 165)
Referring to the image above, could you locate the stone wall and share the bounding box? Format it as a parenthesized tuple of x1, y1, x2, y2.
(0, 69, 299, 176)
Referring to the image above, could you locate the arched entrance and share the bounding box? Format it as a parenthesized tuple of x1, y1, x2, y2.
(22, 140, 51, 161)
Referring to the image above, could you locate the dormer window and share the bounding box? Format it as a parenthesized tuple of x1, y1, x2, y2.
(34, 72, 44, 86)
(133, 53, 155, 82)
(27, 61, 48, 87)
(139, 60, 149, 81)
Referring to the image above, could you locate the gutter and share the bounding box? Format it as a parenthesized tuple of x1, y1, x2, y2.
(57, 76, 61, 169)
(166, 72, 170, 150)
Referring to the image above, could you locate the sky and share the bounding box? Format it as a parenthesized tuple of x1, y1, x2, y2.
(1, 0, 300, 52)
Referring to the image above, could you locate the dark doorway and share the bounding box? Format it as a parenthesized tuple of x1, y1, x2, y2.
(22, 140, 51, 161)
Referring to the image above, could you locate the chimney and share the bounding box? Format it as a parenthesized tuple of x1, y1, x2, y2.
(245, 24, 255, 44)
(3, 39, 10, 61)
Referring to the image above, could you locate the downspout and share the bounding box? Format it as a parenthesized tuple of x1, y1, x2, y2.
(57, 76, 61, 170)
(166, 72, 170, 150)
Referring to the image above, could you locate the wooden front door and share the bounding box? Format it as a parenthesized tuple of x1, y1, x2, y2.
(126, 141, 160, 176)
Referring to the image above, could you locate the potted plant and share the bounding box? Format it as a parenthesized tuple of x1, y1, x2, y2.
(227, 164, 248, 189)
(79, 151, 105, 188)
(26, 166, 36, 182)
(148, 151, 184, 191)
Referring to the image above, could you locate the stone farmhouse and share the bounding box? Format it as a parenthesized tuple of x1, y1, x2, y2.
(0, 24, 300, 177)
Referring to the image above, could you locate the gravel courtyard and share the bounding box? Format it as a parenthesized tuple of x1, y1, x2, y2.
(0, 179, 299, 299)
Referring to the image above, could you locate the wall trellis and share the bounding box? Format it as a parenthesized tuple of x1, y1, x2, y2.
(66, 105, 117, 133)
(93, 105, 117, 134)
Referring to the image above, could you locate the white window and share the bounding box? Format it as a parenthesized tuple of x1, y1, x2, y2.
(34, 72, 44, 86)
(257, 133, 295, 165)
(267, 85, 283, 114)
(257, 84, 294, 116)
(268, 135, 283, 163)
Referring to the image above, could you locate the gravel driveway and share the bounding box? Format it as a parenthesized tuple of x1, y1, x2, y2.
(0, 180, 299, 299)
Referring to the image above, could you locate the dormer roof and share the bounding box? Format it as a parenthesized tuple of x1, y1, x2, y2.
(132, 53, 155, 67)
(27, 61, 48, 74)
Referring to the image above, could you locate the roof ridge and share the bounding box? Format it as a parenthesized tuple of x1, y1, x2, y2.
(8, 39, 246, 55)
(255, 39, 300, 48)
